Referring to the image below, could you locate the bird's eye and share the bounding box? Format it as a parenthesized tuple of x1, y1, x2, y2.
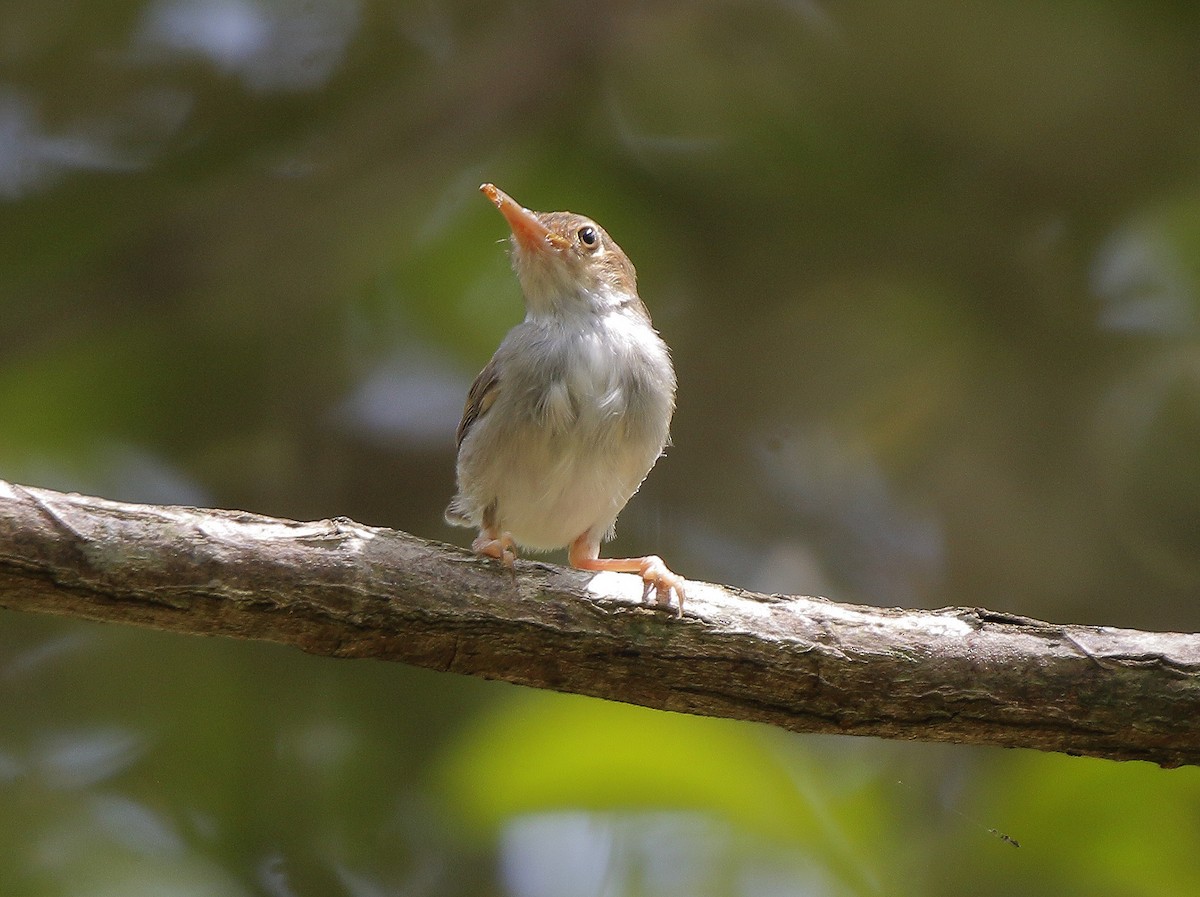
(577, 225, 600, 249)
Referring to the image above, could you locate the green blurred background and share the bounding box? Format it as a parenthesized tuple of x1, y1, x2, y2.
(3, 0, 1200, 894)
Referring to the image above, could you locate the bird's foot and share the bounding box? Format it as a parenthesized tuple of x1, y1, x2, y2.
(472, 532, 517, 567)
(635, 555, 687, 618)
(568, 538, 686, 618)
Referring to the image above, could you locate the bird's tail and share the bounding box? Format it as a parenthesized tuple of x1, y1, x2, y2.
(444, 495, 474, 528)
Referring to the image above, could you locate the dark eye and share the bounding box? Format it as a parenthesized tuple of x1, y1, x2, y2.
(577, 225, 599, 249)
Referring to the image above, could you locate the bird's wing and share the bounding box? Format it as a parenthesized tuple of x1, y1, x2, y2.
(455, 356, 501, 449)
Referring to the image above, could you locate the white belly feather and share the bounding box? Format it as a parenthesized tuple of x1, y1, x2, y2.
(456, 310, 674, 551)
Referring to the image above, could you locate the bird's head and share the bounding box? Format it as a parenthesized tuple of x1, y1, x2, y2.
(481, 183, 641, 320)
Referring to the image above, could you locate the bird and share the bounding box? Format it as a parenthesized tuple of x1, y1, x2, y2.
(445, 183, 686, 615)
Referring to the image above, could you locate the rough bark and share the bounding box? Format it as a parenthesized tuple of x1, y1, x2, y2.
(1, 480, 1197, 767)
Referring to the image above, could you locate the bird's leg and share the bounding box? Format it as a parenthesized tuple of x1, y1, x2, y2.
(473, 503, 517, 567)
(472, 529, 517, 567)
(568, 535, 686, 617)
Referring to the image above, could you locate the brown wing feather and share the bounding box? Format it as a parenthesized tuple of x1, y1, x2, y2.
(456, 357, 501, 449)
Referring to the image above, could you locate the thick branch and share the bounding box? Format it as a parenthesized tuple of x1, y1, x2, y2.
(1, 480, 1197, 767)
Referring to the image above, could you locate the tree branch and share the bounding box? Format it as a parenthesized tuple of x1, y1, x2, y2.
(1, 480, 1197, 767)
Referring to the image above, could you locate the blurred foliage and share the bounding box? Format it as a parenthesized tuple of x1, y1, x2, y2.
(3, 0, 1200, 893)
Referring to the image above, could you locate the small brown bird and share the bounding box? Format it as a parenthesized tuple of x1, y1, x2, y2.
(445, 183, 686, 614)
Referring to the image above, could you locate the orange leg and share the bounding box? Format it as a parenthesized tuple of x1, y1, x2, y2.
(473, 529, 517, 567)
(569, 535, 687, 617)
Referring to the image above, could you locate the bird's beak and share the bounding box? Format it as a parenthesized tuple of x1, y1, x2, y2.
(480, 183, 570, 252)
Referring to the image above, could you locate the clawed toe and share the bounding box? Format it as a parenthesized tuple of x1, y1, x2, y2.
(568, 539, 687, 619)
(638, 556, 686, 618)
(472, 533, 517, 567)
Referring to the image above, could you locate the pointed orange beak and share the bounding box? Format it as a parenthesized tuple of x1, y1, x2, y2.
(480, 183, 569, 252)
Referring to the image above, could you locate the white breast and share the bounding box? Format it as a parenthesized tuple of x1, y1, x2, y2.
(459, 308, 675, 551)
